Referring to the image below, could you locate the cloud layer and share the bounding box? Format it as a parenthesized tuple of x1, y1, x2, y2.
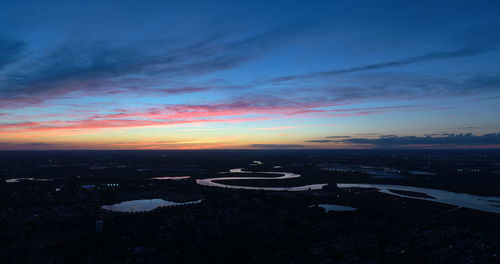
(307, 133, 500, 148)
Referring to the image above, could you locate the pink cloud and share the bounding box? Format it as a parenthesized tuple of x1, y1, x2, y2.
(0, 116, 269, 133)
(0, 95, 413, 136)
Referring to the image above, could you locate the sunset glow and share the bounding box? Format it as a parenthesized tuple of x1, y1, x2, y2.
(1, 1, 500, 149)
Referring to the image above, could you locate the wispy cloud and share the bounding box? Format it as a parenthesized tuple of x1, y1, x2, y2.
(0, 26, 300, 108)
(268, 29, 500, 83)
(307, 133, 500, 148)
(249, 144, 307, 149)
(305, 139, 338, 143)
(0, 116, 266, 133)
(0, 96, 419, 134)
(0, 39, 25, 70)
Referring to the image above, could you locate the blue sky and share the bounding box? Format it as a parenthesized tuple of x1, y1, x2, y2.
(1, 0, 500, 149)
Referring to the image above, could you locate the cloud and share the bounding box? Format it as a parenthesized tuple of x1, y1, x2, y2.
(287, 73, 500, 106)
(0, 39, 25, 70)
(305, 140, 338, 143)
(305, 133, 500, 148)
(162, 87, 211, 94)
(290, 105, 415, 115)
(0, 26, 300, 108)
(0, 142, 54, 150)
(326, 136, 351, 138)
(3, 26, 499, 114)
(460, 74, 500, 94)
(0, 96, 304, 132)
(0, 116, 268, 133)
(150, 95, 340, 119)
(249, 144, 307, 149)
(0, 96, 417, 134)
(268, 29, 500, 83)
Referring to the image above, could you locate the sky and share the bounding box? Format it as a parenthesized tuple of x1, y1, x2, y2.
(1, 0, 500, 150)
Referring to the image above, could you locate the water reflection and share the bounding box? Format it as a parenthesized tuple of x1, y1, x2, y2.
(310, 204, 358, 212)
(408, 171, 435, 176)
(337, 183, 500, 214)
(197, 168, 327, 191)
(150, 176, 191, 180)
(5, 178, 51, 183)
(251, 160, 263, 165)
(101, 199, 202, 213)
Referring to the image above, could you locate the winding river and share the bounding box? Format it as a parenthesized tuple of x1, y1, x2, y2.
(196, 168, 328, 191)
(337, 183, 500, 214)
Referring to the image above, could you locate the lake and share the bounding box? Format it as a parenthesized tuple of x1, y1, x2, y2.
(101, 199, 202, 213)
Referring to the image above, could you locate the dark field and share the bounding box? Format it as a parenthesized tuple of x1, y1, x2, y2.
(0, 150, 499, 263)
